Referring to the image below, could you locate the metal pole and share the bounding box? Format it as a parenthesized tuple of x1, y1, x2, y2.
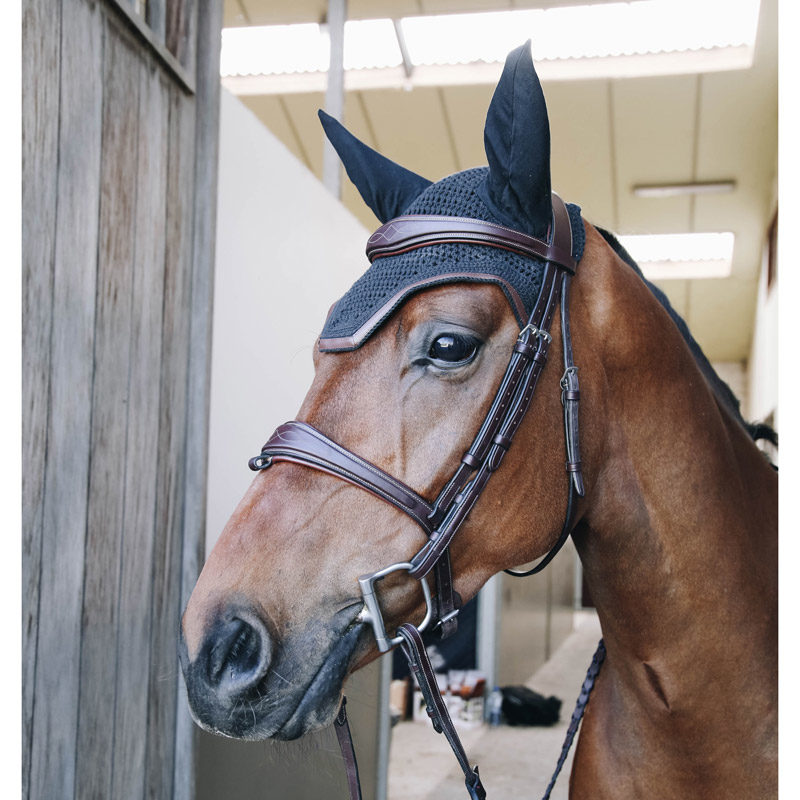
(375, 653, 392, 800)
(477, 574, 501, 708)
(323, 0, 346, 197)
(573, 550, 583, 612)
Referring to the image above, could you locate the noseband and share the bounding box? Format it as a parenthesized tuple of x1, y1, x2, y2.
(249, 193, 593, 799)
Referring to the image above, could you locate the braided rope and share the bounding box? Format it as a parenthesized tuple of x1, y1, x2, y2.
(540, 639, 606, 800)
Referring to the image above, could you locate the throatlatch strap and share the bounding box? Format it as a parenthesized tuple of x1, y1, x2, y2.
(504, 271, 582, 577)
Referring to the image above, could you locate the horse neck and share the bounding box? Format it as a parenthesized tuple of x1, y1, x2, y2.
(571, 230, 777, 710)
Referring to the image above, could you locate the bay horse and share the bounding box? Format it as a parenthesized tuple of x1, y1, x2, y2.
(180, 43, 777, 798)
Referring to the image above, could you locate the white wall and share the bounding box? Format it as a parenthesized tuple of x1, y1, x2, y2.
(203, 90, 388, 800)
(207, 89, 369, 555)
(748, 251, 778, 430)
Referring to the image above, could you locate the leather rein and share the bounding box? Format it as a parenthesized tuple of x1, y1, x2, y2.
(249, 194, 602, 799)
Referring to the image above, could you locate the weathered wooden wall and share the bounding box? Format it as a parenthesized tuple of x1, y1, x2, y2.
(21, 1, 222, 797)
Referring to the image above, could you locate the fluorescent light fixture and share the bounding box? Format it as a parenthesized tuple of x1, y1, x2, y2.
(220, 19, 402, 77)
(618, 232, 735, 280)
(633, 181, 736, 198)
(400, 1, 759, 66)
(220, 0, 761, 88)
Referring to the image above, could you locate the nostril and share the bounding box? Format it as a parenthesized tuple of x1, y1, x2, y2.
(207, 616, 271, 690)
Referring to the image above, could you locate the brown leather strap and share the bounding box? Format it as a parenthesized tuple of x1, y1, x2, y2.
(334, 697, 363, 800)
(251, 423, 464, 639)
(398, 624, 486, 800)
(367, 193, 577, 275)
(427, 262, 559, 528)
(432, 551, 461, 638)
(560, 273, 585, 496)
(251, 421, 435, 535)
(503, 273, 583, 577)
(410, 263, 565, 580)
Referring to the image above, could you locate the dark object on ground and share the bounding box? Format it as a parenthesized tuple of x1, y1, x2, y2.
(501, 685, 562, 726)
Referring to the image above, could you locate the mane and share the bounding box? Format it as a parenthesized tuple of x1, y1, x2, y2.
(596, 227, 777, 448)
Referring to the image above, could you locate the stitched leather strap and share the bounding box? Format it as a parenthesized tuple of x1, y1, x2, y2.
(432, 550, 461, 639)
(426, 263, 559, 527)
(334, 697, 363, 800)
(367, 193, 577, 275)
(398, 624, 486, 800)
(560, 272, 585, 496)
(504, 272, 583, 577)
(251, 421, 435, 536)
(410, 263, 564, 580)
(333, 640, 606, 800)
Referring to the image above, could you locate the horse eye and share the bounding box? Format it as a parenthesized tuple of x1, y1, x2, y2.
(428, 333, 478, 364)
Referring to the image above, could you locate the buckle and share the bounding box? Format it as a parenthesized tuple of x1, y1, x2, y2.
(356, 562, 434, 652)
(560, 365, 578, 386)
(560, 366, 579, 405)
(518, 323, 552, 344)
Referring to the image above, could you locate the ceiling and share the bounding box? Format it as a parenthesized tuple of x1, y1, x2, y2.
(223, 0, 626, 26)
(221, 0, 778, 363)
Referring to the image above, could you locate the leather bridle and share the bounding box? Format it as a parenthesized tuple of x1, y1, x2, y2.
(249, 193, 595, 799)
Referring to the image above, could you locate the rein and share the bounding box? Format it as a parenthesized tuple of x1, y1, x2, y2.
(249, 194, 603, 798)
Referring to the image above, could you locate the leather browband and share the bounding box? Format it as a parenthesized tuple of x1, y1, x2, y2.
(366, 193, 577, 275)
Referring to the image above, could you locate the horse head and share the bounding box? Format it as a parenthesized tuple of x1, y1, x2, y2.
(179, 42, 596, 741)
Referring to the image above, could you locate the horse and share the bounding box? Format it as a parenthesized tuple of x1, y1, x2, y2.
(180, 42, 777, 798)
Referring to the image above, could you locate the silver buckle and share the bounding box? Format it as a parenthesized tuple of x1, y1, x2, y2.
(560, 366, 578, 405)
(560, 365, 578, 389)
(356, 562, 434, 652)
(518, 323, 552, 344)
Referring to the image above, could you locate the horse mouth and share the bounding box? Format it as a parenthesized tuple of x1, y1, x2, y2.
(273, 621, 365, 740)
(184, 604, 368, 741)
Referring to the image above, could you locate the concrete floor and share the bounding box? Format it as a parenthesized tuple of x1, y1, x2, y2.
(387, 611, 602, 800)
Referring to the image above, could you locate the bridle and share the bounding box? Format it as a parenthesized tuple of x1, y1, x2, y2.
(249, 193, 603, 799)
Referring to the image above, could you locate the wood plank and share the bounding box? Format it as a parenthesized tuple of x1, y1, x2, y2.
(21, 0, 61, 795)
(74, 18, 141, 800)
(109, 61, 170, 800)
(145, 83, 196, 800)
(174, 3, 223, 799)
(28, 0, 104, 796)
(146, 0, 166, 42)
(166, 0, 196, 76)
(106, 0, 196, 94)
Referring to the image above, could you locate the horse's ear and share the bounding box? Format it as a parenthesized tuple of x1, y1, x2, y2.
(478, 41, 552, 239)
(318, 110, 432, 222)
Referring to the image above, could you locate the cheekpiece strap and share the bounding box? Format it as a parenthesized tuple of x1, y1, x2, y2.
(366, 193, 577, 275)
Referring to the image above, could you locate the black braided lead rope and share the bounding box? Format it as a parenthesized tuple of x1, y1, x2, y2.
(540, 638, 606, 800)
